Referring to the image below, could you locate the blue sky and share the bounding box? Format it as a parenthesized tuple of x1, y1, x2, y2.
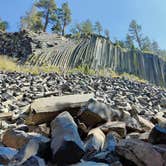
(0, 0, 166, 49)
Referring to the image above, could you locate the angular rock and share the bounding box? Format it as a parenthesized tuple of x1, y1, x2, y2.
(116, 139, 164, 166)
(25, 93, 94, 125)
(153, 144, 166, 163)
(138, 115, 154, 131)
(2, 129, 50, 149)
(160, 98, 166, 108)
(100, 121, 126, 138)
(85, 128, 105, 154)
(10, 139, 39, 165)
(22, 156, 46, 166)
(70, 161, 109, 166)
(104, 132, 117, 151)
(0, 112, 13, 120)
(148, 125, 166, 144)
(85, 99, 111, 121)
(126, 132, 150, 141)
(51, 111, 85, 164)
(125, 117, 143, 133)
(92, 151, 120, 165)
(0, 147, 17, 165)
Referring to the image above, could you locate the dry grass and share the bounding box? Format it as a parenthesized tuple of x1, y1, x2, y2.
(0, 55, 60, 74)
(0, 55, 147, 83)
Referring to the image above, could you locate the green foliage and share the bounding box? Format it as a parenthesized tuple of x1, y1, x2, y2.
(69, 65, 96, 75)
(61, 2, 72, 35)
(125, 34, 134, 49)
(35, 0, 57, 32)
(52, 2, 72, 35)
(81, 19, 93, 34)
(128, 20, 145, 50)
(20, 5, 43, 32)
(115, 40, 126, 48)
(0, 18, 8, 32)
(70, 20, 94, 36)
(94, 21, 103, 35)
(120, 72, 147, 83)
(70, 23, 82, 35)
(51, 20, 61, 34)
(141, 36, 151, 51)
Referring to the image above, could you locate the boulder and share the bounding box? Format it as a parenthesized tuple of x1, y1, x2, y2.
(51, 111, 85, 164)
(70, 161, 109, 166)
(153, 144, 166, 163)
(2, 129, 50, 150)
(100, 121, 126, 138)
(126, 132, 150, 141)
(0, 112, 13, 120)
(115, 139, 164, 166)
(138, 115, 154, 131)
(85, 128, 105, 154)
(85, 99, 111, 121)
(124, 116, 143, 133)
(2, 129, 29, 149)
(79, 99, 109, 128)
(0, 147, 17, 165)
(153, 112, 166, 127)
(25, 93, 94, 125)
(21, 156, 46, 166)
(148, 125, 166, 144)
(91, 151, 120, 164)
(10, 139, 39, 165)
(104, 132, 117, 151)
(160, 98, 166, 108)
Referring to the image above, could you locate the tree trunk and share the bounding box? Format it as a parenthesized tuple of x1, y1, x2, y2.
(135, 29, 142, 50)
(43, 10, 49, 32)
(62, 23, 66, 36)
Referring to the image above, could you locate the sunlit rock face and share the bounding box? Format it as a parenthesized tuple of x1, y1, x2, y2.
(0, 31, 166, 86)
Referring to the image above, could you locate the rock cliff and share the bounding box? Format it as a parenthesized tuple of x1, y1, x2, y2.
(0, 31, 166, 86)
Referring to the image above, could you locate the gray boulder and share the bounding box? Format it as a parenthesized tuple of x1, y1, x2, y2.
(51, 111, 85, 164)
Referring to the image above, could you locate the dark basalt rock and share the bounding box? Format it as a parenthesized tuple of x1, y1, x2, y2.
(148, 125, 166, 144)
(51, 111, 85, 165)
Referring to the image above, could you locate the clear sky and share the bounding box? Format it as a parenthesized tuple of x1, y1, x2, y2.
(0, 0, 166, 49)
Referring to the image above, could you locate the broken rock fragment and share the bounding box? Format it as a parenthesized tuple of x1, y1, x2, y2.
(51, 111, 85, 164)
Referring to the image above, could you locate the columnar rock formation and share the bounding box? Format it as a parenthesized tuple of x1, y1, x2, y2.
(0, 31, 166, 86)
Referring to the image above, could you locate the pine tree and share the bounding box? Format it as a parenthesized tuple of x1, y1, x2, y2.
(128, 20, 144, 50)
(35, 0, 57, 32)
(125, 34, 134, 49)
(94, 21, 103, 35)
(0, 18, 8, 32)
(61, 2, 72, 35)
(20, 5, 43, 32)
(81, 19, 93, 34)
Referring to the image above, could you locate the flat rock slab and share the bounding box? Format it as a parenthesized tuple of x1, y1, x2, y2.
(25, 93, 94, 125)
(0, 112, 13, 120)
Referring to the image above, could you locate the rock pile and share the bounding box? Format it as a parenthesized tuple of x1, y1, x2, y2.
(0, 71, 166, 165)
